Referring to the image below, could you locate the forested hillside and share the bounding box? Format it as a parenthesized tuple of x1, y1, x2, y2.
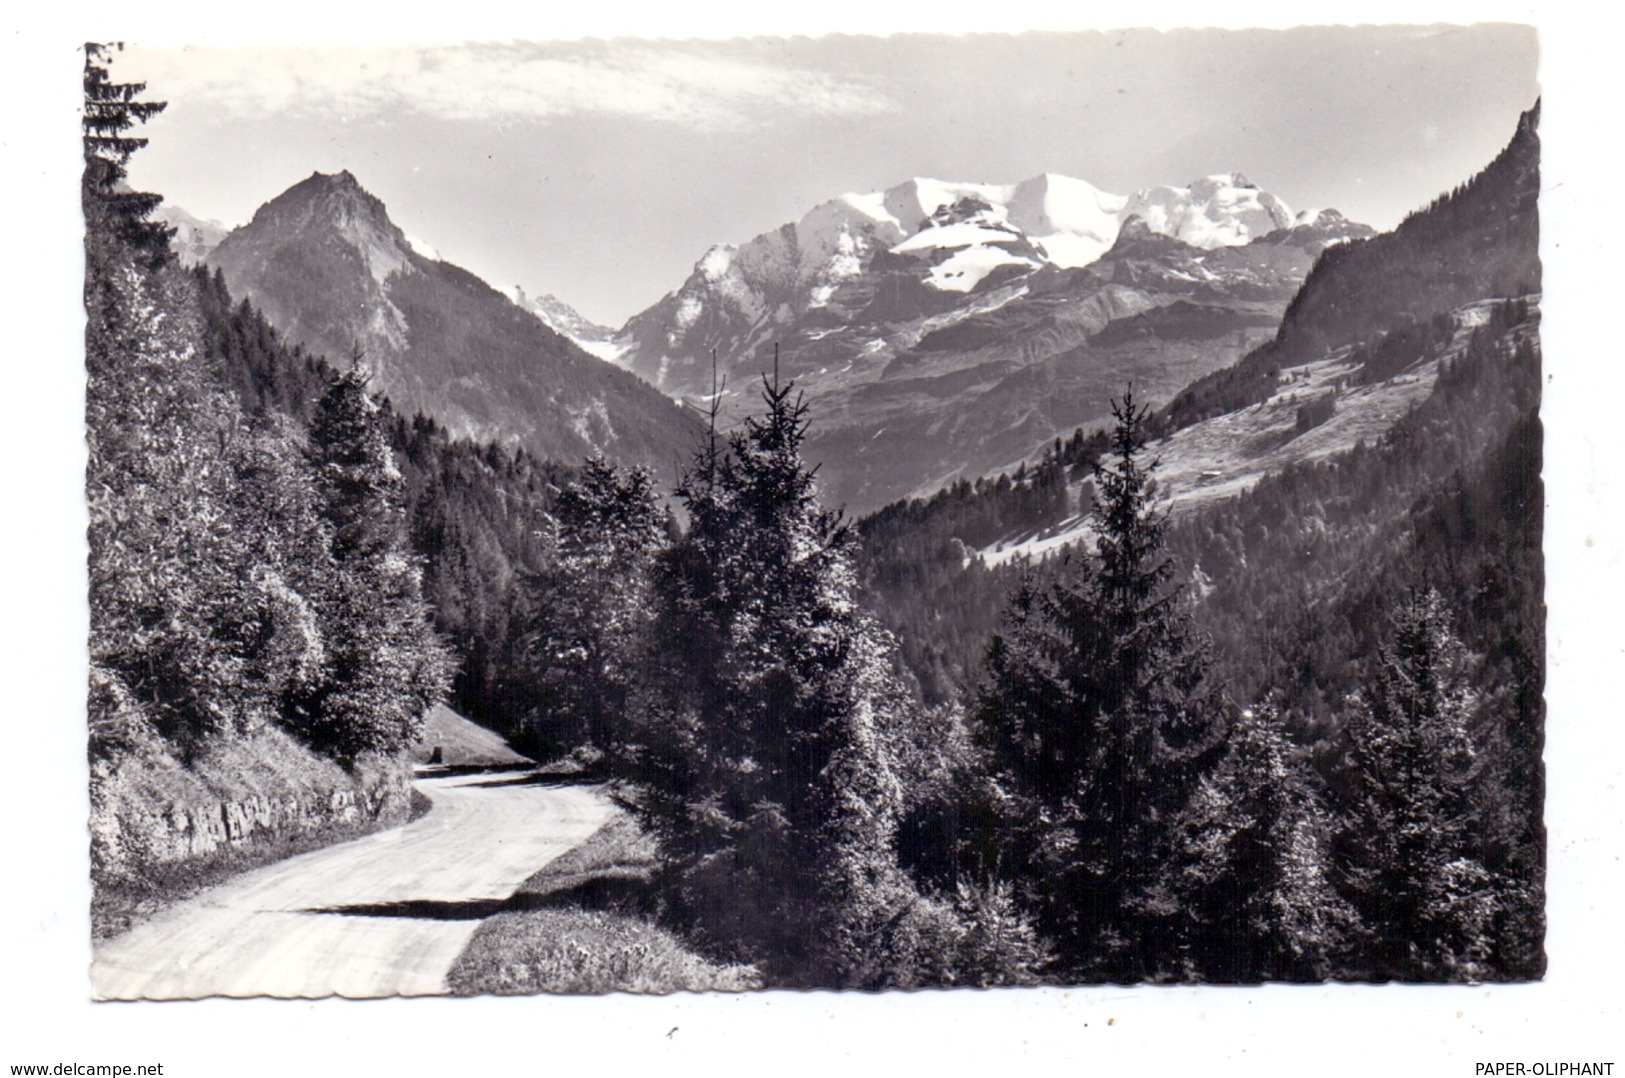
(84, 46, 452, 924)
(189, 266, 586, 752)
(847, 108, 1545, 980)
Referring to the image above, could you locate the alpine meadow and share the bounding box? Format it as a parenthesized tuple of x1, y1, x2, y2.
(82, 28, 1544, 998)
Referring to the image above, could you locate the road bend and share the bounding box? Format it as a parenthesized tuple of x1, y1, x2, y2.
(91, 772, 614, 1000)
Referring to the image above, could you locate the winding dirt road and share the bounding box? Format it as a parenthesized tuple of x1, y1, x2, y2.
(91, 772, 614, 1000)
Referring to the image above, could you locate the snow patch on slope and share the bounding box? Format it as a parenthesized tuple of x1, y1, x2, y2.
(925, 245, 1039, 292)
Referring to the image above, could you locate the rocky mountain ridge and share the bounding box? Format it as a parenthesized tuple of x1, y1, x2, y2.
(203, 171, 704, 475)
(604, 169, 1371, 512)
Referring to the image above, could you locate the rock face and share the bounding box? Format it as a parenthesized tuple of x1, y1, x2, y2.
(612, 169, 1373, 513)
(206, 171, 704, 474)
(89, 725, 413, 887)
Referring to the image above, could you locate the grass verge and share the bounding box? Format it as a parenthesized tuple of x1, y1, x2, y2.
(447, 811, 759, 995)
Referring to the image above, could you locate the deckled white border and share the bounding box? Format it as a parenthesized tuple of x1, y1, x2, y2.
(3, 3, 1617, 1074)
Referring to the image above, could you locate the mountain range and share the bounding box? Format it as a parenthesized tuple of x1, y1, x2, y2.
(603, 171, 1372, 512)
(168, 165, 1475, 518)
(197, 171, 704, 476)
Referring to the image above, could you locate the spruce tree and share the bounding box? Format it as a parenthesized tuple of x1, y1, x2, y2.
(305, 361, 451, 761)
(1339, 588, 1498, 979)
(1175, 703, 1351, 980)
(976, 389, 1225, 981)
(633, 369, 966, 986)
(524, 456, 663, 759)
(83, 43, 173, 265)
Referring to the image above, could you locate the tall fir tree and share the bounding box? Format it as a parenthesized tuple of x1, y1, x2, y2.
(1338, 587, 1500, 980)
(83, 43, 173, 266)
(523, 456, 664, 759)
(976, 389, 1226, 981)
(632, 370, 996, 986)
(304, 361, 451, 761)
(1174, 703, 1352, 980)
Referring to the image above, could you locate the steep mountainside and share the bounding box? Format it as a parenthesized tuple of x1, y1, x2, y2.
(206, 171, 703, 474)
(854, 108, 1540, 712)
(1160, 104, 1540, 433)
(614, 170, 1369, 513)
(983, 296, 1539, 566)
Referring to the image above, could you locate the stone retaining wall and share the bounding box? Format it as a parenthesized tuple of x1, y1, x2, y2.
(90, 736, 412, 886)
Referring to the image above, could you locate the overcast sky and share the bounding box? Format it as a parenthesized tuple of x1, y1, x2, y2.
(117, 25, 1537, 327)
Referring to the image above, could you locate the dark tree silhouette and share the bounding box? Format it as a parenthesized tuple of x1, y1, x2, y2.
(977, 389, 1225, 981)
(83, 43, 174, 263)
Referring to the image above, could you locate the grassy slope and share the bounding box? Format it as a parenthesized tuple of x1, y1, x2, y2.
(447, 811, 760, 995)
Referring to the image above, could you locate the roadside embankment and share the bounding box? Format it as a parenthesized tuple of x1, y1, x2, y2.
(89, 722, 413, 939)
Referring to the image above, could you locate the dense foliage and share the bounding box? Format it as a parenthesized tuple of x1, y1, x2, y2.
(1336, 589, 1508, 980)
(87, 45, 450, 768)
(616, 376, 1041, 987)
(520, 457, 665, 756)
(188, 263, 575, 750)
(975, 393, 1228, 980)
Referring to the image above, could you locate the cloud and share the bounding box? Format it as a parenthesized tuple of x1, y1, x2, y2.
(122, 42, 897, 129)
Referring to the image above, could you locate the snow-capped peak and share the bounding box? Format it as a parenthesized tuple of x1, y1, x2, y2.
(699, 245, 736, 281)
(512, 285, 628, 364)
(781, 169, 1300, 287)
(1006, 173, 1130, 268)
(1122, 174, 1294, 250)
(1293, 207, 1349, 229)
(636, 167, 1314, 350)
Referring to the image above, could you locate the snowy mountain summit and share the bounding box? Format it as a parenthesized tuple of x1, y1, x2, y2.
(633, 170, 1307, 346)
(618, 170, 1320, 383)
(790, 170, 1298, 291)
(1122, 173, 1295, 249)
(610, 167, 1369, 513)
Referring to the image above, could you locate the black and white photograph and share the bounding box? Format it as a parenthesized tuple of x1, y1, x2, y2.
(6, 5, 1623, 1074)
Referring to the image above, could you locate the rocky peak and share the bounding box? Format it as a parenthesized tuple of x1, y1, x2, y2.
(926, 195, 1002, 229)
